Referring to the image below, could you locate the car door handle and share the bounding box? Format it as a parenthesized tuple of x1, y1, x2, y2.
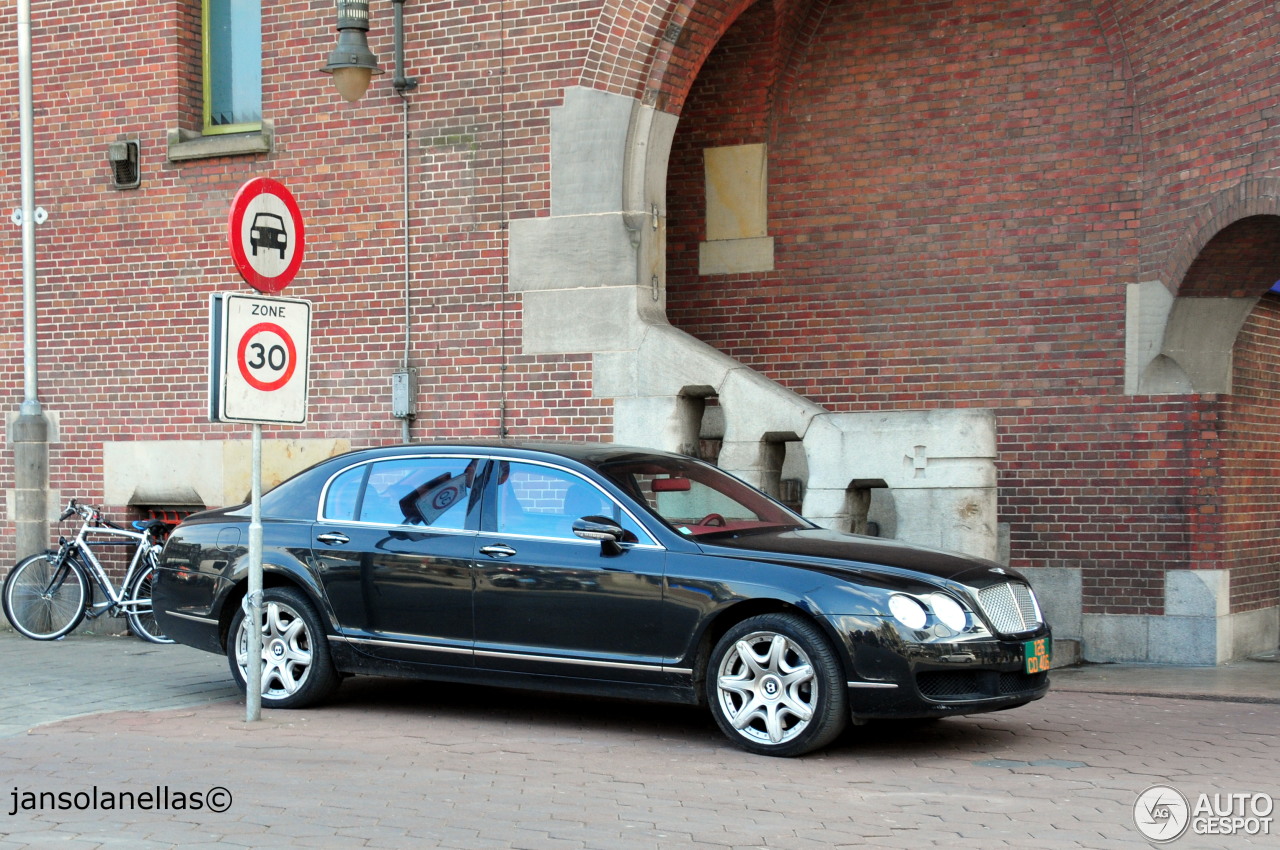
(479, 543, 517, 559)
(316, 532, 351, 546)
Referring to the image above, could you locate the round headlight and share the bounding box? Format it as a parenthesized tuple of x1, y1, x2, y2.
(888, 594, 928, 630)
(929, 593, 968, 632)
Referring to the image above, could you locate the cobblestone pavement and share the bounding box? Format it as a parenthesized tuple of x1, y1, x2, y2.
(0, 632, 236, 739)
(0, 633, 1277, 849)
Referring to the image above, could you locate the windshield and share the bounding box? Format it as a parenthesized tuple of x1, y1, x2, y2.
(597, 455, 810, 538)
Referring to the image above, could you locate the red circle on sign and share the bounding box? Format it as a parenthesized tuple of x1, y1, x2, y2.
(237, 322, 298, 392)
(228, 178, 305, 294)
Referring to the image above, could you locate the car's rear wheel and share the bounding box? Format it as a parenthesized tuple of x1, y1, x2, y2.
(706, 612, 847, 757)
(227, 587, 339, 708)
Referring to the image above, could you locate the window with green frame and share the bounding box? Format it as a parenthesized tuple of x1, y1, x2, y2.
(204, 0, 261, 135)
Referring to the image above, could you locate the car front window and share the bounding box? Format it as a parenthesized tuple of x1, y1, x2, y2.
(492, 461, 650, 544)
(597, 457, 810, 538)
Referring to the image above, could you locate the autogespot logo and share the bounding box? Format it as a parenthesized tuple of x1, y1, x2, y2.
(1134, 785, 1191, 843)
(1134, 784, 1275, 842)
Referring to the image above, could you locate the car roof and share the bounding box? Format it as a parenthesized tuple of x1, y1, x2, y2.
(328, 440, 691, 467)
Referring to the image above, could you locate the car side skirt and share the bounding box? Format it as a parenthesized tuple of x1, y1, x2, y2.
(327, 638, 700, 704)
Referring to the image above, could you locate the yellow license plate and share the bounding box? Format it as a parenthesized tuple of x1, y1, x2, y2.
(1024, 637, 1051, 674)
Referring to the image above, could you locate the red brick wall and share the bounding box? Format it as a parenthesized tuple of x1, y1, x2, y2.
(662, 0, 1279, 616)
(1093, 0, 1280, 287)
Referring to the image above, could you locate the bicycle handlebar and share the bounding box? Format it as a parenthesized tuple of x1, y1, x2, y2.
(60, 500, 99, 524)
(57, 498, 171, 539)
(58, 498, 80, 522)
(58, 498, 123, 530)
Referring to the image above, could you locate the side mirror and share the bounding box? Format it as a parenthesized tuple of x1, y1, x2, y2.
(572, 515, 626, 555)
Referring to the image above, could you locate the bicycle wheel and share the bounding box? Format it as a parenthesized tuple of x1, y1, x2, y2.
(3, 552, 88, 640)
(125, 562, 174, 644)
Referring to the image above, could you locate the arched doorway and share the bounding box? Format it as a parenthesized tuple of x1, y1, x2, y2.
(1204, 215, 1280, 655)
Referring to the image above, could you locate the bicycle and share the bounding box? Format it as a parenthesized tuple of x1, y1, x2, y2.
(2, 499, 174, 643)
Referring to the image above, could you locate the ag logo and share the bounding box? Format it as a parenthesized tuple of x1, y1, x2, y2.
(1134, 785, 1190, 843)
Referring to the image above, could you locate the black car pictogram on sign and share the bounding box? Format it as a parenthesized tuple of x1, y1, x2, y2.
(249, 212, 288, 260)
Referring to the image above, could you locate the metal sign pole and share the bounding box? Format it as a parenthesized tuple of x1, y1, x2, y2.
(246, 422, 264, 722)
(221, 176, 308, 725)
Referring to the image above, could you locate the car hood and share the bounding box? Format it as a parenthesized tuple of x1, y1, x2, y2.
(694, 527, 1018, 587)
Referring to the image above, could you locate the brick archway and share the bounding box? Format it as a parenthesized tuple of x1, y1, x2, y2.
(578, 0, 824, 115)
(1131, 203, 1280, 395)
(1161, 179, 1280, 299)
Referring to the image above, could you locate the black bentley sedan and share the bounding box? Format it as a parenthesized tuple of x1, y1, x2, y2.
(153, 441, 1051, 756)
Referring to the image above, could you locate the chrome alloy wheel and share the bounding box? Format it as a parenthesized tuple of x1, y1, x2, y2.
(714, 630, 818, 747)
(236, 599, 314, 699)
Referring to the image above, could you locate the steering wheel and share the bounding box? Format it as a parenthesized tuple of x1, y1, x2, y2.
(697, 513, 726, 527)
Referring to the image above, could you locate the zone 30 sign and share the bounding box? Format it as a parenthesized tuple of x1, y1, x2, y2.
(209, 293, 312, 424)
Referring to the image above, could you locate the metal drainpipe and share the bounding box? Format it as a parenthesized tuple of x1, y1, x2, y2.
(399, 91, 412, 445)
(393, 0, 417, 444)
(13, 0, 50, 560)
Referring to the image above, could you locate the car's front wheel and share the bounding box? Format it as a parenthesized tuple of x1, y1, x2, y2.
(227, 587, 339, 708)
(706, 613, 848, 757)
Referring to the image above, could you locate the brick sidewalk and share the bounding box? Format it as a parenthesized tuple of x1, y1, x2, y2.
(1, 632, 1277, 849)
(2, 679, 1278, 848)
(0, 632, 235, 739)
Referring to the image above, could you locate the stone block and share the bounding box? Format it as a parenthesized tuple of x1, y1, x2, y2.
(890, 487, 997, 561)
(1165, 569, 1229, 618)
(509, 214, 637, 293)
(802, 409, 997, 492)
(1147, 615, 1222, 666)
(719, 366, 824, 443)
(522, 287, 647, 354)
(103, 439, 351, 510)
(699, 237, 775, 275)
(1082, 614, 1150, 663)
(550, 87, 633, 215)
(704, 144, 768, 240)
(611, 397, 687, 453)
(1229, 607, 1280, 660)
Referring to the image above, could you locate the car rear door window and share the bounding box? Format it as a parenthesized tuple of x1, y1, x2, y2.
(322, 457, 482, 530)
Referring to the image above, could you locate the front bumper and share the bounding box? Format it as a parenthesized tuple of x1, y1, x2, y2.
(843, 626, 1053, 720)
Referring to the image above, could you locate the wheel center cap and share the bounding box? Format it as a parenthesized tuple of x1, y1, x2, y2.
(761, 674, 783, 700)
(270, 641, 285, 658)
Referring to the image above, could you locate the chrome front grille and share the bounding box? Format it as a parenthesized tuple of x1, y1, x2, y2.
(976, 582, 1042, 635)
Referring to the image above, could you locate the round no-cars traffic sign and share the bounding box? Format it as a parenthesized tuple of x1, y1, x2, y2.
(228, 178, 305, 294)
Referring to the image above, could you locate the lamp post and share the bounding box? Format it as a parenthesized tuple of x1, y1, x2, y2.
(320, 1, 419, 444)
(321, 0, 417, 101)
(13, 0, 50, 562)
(320, 0, 383, 102)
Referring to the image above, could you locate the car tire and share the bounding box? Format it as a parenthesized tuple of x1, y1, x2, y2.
(227, 587, 340, 709)
(706, 612, 848, 757)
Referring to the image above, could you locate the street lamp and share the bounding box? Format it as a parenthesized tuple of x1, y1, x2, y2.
(321, 0, 418, 102)
(321, 0, 384, 102)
